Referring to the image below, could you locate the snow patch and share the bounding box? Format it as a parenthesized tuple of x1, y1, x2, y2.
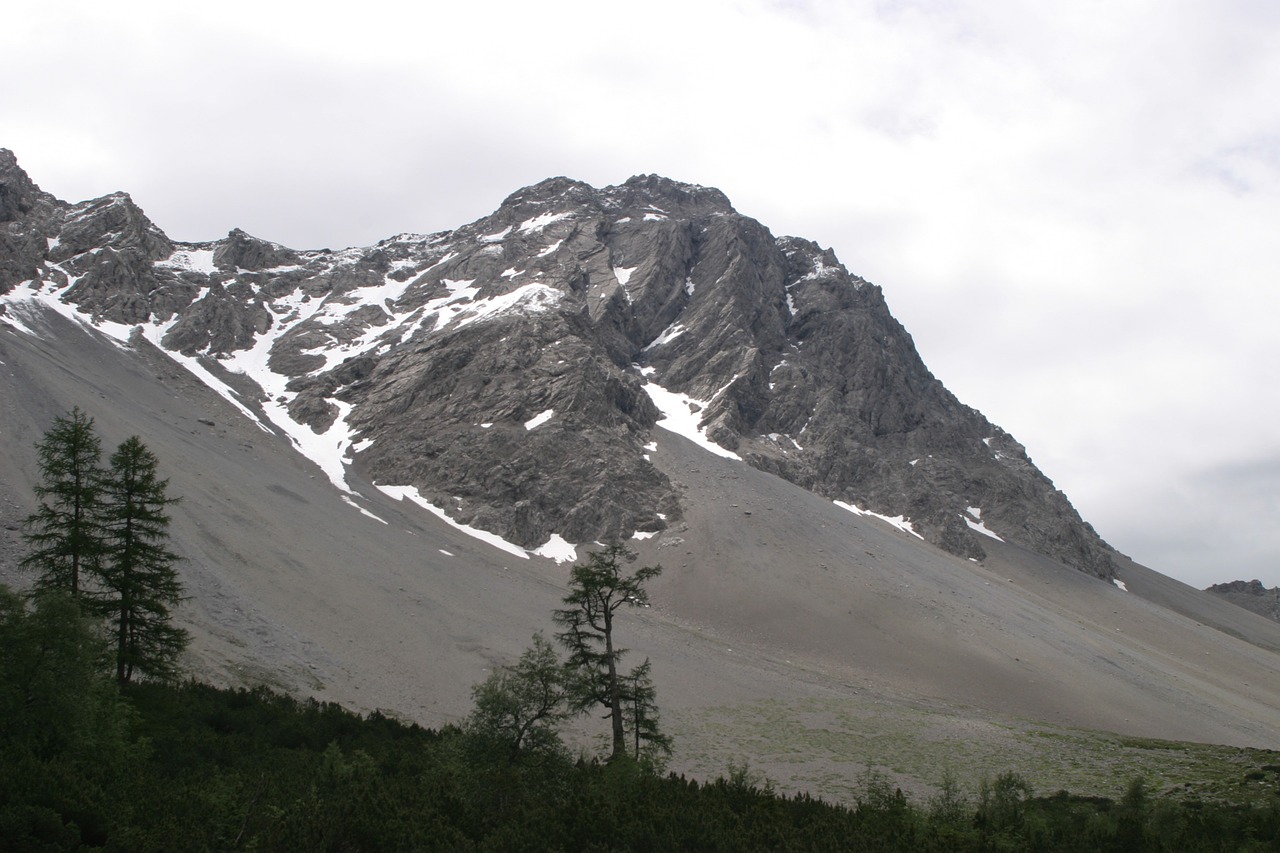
(451, 283, 561, 330)
(632, 531, 658, 540)
(641, 382, 741, 460)
(964, 515, 1005, 541)
(1113, 579, 1129, 592)
(613, 266, 637, 286)
(518, 211, 571, 233)
(343, 495, 389, 524)
(644, 321, 686, 350)
(833, 501, 924, 540)
(524, 409, 554, 430)
(0, 298, 45, 337)
(442, 278, 478, 298)
(767, 433, 803, 451)
(533, 534, 577, 563)
(159, 247, 218, 274)
(478, 226, 512, 243)
(375, 483, 529, 559)
(800, 256, 839, 282)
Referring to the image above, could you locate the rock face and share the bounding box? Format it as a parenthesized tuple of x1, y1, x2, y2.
(1206, 580, 1280, 623)
(0, 150, 63, 293)
(0, 151, 1115, 576)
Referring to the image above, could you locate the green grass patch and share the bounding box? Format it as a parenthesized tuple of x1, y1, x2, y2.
(670, 696, 1280, 807)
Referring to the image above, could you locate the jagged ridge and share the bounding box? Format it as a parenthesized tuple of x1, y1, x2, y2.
(1206, 580, 1280, 623)
(0, 151, 1113, 576)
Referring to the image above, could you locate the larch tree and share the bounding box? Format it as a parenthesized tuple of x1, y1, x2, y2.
(553, 542, 663, 762)
(97, 436, 189, 684)
(466, 633, 576, 760)
(623, 657, 671, 766)
(21, 407, 105, 597)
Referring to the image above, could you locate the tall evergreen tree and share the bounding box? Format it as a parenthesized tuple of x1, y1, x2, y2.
(623, 657, 671, 766)
(553, 543, 663, 761)
(21, 407, 105, 597)
(98, 436, 188, 684)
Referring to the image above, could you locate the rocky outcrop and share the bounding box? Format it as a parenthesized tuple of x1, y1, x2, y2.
(213, 228, 300, 272)
(1206, 580, 1280, 623)
(0, 150, 1115, 575)
(0, 149, 62, 294)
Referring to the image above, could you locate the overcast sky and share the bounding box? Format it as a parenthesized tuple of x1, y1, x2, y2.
(6, 1, 1278, 589)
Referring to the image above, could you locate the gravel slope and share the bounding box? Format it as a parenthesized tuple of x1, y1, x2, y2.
(3, 313, 1278, 798)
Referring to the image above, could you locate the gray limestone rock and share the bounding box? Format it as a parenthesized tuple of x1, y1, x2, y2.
(1206, 580, 1280, 623)
(0, 149, 63, 293)
(213, 228, 301, 271)
(0, 151, 1117, 575)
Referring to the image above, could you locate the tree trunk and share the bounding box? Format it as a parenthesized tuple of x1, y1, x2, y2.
(604, 607, 625, 760)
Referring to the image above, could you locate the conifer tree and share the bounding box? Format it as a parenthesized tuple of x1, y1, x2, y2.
(553, 542, 663, 761)
(21, 407, 105, 597)
(624, 657, 672, 766)
(97, 436, 188, 684)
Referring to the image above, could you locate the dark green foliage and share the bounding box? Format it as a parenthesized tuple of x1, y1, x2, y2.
(1, 635, 1278, 853)
(0, 586, 137, 849)
(465, 632, 575, 761)
(97, 435, 188, 684)
(20, 410, 189, 685)
(0, 588, 128, 759)
(22, 406, 105, 596)
(554, 542, 664, 761)
(623, 657, 672, 768)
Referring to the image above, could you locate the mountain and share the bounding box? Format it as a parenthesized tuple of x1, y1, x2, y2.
(1207, 580, 1280, 623)
(0, 150, 1111, 575)
(3, 149, 1279, 798)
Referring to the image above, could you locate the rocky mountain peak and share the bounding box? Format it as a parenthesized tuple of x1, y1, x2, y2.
(0, 151, 66, 293)
(212, 228, 300, 272)
(500, 176, 597, 209)
(0, 153, 1116, 577)
(1206, 579, 1280, 623)
(608, 174, 736, 216)
(1210, 579, 1271, 596)
(54, 191, 173, 262)
(0, 148, 51, 223)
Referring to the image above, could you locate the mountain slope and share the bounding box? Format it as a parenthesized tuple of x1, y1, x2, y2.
(0, 150, 1111, 576)
(4, 151, 1279, 799)
(2, 314, 1279, 797)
